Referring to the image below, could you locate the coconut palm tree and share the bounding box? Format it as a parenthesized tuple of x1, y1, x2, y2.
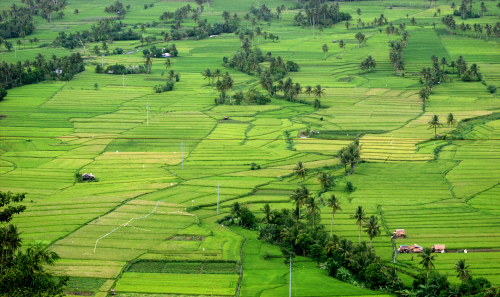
(305, 85, 313, 103)
(428, 114, 443, 137)
(355, 32, 365, 48)
(74, 9, 79, 20)
(326, 195, 342, 237)
(363, 215, 381, 247)
(230, 201, 242, 225)
(447, 113, 456, 133)
(313, 99, 321, 111)
(202, 68, 212, 85)
(350, 206, 367, 244)
(314, 85, 325, 99)
(293, 161, 307, 186)
(338, 40, 346, 58)
(260, 203, 274, 223)
(418, 247, 437, 279)
(144, 54, 153, 74)
(255, 27, 262, 45)
(322, 44, 329, 60)
(165, 58, 172, 70)
(454, 259, 471, 282)
(318, 172, 334, 192)
(307, 197, 321, 229)
(345, 21, 351, 31)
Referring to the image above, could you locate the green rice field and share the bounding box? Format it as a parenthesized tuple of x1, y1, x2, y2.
(1, 0, 499, 295)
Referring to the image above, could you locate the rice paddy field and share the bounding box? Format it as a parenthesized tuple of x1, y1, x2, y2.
(1, 0, 499, 295)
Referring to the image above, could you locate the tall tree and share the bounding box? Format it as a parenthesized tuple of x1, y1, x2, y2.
(293, 161, 307, 186)
(350, 205, 367, 244)
(338, 40, 346, 58)
(428, 114, 443, 137)
(447, 113, 456, 133)
(74, 9, 79, 20)
(318, 171, 334, 192)
(322, 44, 329, 60)
(202, 68, 212, 85)
(260, 203, 274, 223)
(326, 195, 342, 237)
(454, 259, 471, 282)
(363, 215, 381, 247)
(418, 247, 437, 278)
(307, 197, 321, 229)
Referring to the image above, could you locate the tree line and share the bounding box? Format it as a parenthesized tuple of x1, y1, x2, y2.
(0, 53, 85, 94)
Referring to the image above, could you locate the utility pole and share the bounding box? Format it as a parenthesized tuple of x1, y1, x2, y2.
(289, 252, 292, 297)
(146, 102, 149, 126)
(217, 182, 220, 215)
(122, 73, 125, 96)
(180, 141, 184, 170)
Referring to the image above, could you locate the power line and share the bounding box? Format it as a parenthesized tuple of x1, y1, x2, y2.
(1, 136, 500, 141)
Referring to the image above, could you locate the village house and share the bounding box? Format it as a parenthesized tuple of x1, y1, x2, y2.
(431, 244, 446, 253)
(398, 244, 423, 253)
(392, 229, 405, 239)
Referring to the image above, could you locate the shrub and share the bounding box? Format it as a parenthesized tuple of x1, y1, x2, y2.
(154, 81, 175, 93)
(487, 85, 497, 94)
(0, 88, 7, 101)
(345, 181, 355, 193)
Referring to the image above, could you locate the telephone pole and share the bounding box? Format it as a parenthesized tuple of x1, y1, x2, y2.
(146, 102, 149, 126)
(289, 253, 292, 297)
(217, 182, 220, 215)
(180, 141, 184, 170)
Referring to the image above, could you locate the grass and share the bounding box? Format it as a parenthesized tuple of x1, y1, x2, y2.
(1, 0, 500, 295)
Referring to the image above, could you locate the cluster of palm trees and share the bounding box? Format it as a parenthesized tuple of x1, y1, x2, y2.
(428, 113, 457, 137)
(293, 2, 350, 32)
(104, 1, 127, 16)
(0, 5, 36, 39)
(0, 53, 84, 89)
(338, 139, 362, 175)
(360, 55, 376, 73)
(456, 22, 500, 42)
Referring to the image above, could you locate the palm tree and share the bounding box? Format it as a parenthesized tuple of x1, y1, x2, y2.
(454, 259, 470, 282)
(411, 17, 417, 31)
(314, 85, 325, 100)
(231, 201, 242, 225)
(202, 68, 212, 85)
(428, 114, 443, 137)
(418, 247, 437, 279)
(305, 85, 313, 103)
(293, 161, 307, 186)
(165, 58, 172, 70)
(168, 70, 175, 82)
(345, 21, 351, 31)
(355, 32, 365, 48)
(261, 203, 274, 223)
(74, 9, 79, 20)
(318, 172, 334, 191)
(350, 206, 367, 244)
(363, 215, 381, 247)
(307, 197, 321, 229)
(447, 113, 456, 133)
(322, 44, 329, 60)
(213, 68, 222, 82)
(339, 40, 346, 58)
(326, 195, 342, 237)
(255, 27, 262, 45)
(144, 54, 153, 74)
(313, 99, 321, 111)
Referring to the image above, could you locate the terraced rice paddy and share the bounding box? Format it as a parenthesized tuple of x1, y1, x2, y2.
(1, 0, 500, 296)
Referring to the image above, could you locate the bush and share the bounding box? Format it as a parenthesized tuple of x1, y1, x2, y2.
(154, 81, 175, 93)
(345, 181, 355, 193)
(487, 85, 497, 94)
(0, 88, 7, 101)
